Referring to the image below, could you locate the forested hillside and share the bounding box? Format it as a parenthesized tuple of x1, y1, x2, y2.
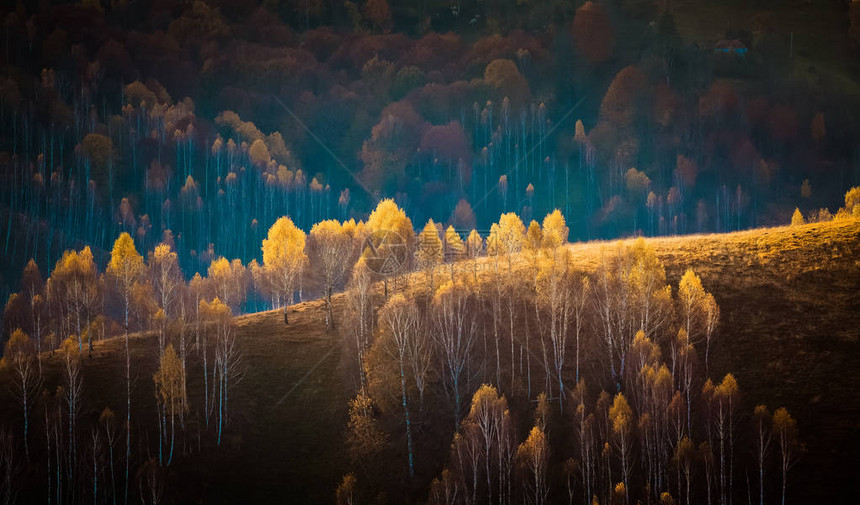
(2, 0, 860, 299)
(1, 209, 857, 504)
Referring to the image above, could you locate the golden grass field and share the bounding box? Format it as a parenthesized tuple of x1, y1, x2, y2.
(1, 218, 857, 503)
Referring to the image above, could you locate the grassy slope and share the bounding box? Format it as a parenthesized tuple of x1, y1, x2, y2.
(1, 218, 857, 503)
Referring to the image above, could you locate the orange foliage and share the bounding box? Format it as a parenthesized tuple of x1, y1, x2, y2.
(599, 66, 646, 130)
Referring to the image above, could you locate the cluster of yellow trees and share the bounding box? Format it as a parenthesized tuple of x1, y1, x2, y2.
(333, 202, 801, 505)
(0, 229, 251, 503)
(792, 186, 860, 225)
(0, 196, 528, 502)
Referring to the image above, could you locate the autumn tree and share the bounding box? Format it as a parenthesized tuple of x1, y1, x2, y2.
(153, 344, 185, 466)
(48, 247, 100, 353)
(609, 393, 632, 504)
(1, 329, 40, 459)
(363, 199, 415, 296)
(570, 276, 590, 384)
(487, 212, 526, 271)
(483, 59, 531, 109)
(99, 407, 119, 504)
(428, 468, 461, 505)
(674, 436, 695, 505)
(377, 294, 419, 477)
(452, 427, 482, 505)
(335, 473, 357, 505)
(517, 425, 549, 505)
(677, 269, 712, 345)
(262, 217, 308, 324)
(772, 407, 798, 505)
(465, 228, 483, 264)
(599, 66, 646, 132)
(106, 231, 143, 504)
(451, 199, 477, 230)
(573, 383, 597, 504)
(62, 336, 83, 478)
(308, 219, 353, 329)
(842, 186, 860, 216)
(80, 133, 114, 190)
(525, 220, 543, 271)
(444, 226, 466, 282)
(207, 257, 247, 313)
(200, 298, 241, 445)
(418, 220, 443, 293)
(432, 281, 477, 424)
(591, 239, 673, 389)
(346, 389, 387, 473)
(702, 292, 720, 376)
(753, 405, 771, 505)
(148, 244, 181, 319)
(20, 260, 45, 374)
(407, 310, 434, 418)
(711, 374, 740, 505)
(541, 209, 569, 250)
(790, 208, 804, 226)
(345, 257, 375, 388)
(537, 248, 572, 409)
(360, 104, 425, 190)
(464, 384, 508, 504)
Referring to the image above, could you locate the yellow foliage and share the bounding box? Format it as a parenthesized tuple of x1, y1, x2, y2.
(609, 393, 632, 433)
(61, 335, 80, 358)
(363, 199, 415, 277)
(466, 384, 506, 422)
(487, 212, 525, 259)
(153, 344, 185, 412)
(366, 199, 414, 242)
(525, 220, 542, 253)
(791, 208, 805, 226)
(152, 243, 175, 265)
(208, 257, 232, 282)
(200, 297, 232, 323)
(716, 373, 739, 399)
(541, 210, 568, 249)
(444, 226, 465, 258)
(466, 229, 483, 257)
(772, 407, 797, 438)
(346, 389, 387, 463)
(2, 329, 31, 368)
(844, 186, 860, 216)
(417, 219, 443, 265)
(262, 216, 308, 301)
(107, 232, 144, 286)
